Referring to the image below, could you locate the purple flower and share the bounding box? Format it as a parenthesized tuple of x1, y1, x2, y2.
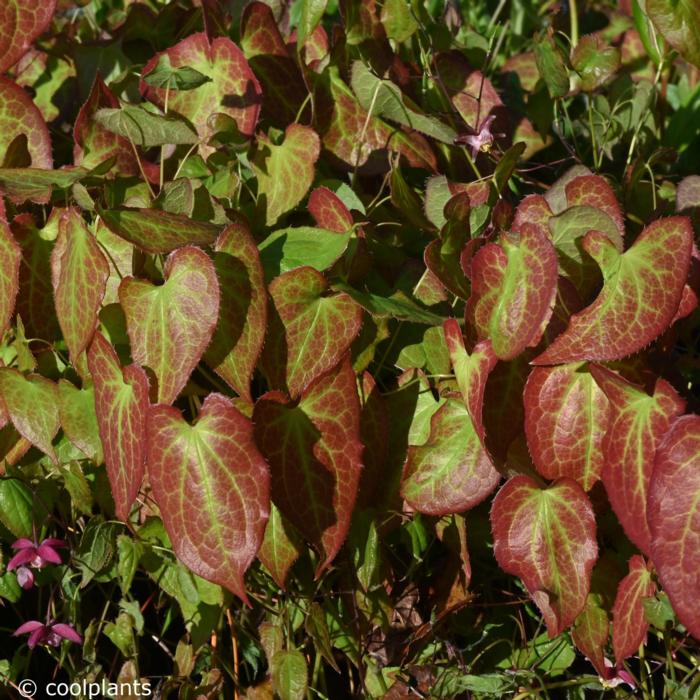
(15, 566, 34, 590)
(13, 621, 83, 649)
(7, 538, 67, 573)
(455, 114, 501, 159)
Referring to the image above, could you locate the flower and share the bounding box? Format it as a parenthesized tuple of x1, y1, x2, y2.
(7, 537, 67, 576)
(13, 621, 83, 649)
(15, 566, 34, 590)
(455, 114, 501, 159)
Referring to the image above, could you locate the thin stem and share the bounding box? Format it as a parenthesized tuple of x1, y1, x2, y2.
(569, 0, 579, 48)
(226, 609, 239, 700)
(160, 84, 171, 191)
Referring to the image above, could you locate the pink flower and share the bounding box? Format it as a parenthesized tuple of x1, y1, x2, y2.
(455, 114, 501, 159)
(15, 566, 34, 590)
(7, 538, 67, 573)
(13, 621, 83, 649)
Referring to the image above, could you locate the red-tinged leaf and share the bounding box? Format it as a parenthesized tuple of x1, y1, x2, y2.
(11, 212, 60, 340)
(402, 396, 500, 516)
(253, 357, 363, 574)
(545, 165, 592, 213)
(0, 369, 58, 462)
(99, 208, 220, 254)
(87, 332, 149, 521)
(590, 365, 684, 555)
(0, 202, 21, 339)
(467, 224, 558, 360)
(491, 476, 598, 636)
(303, 25, 329, 68)
(534, 217, 693, 365)
(264, 266, 362, 398)
(565, 175, 625, 234)
(648, 415, 700, 639)
(57, 380, 103, 464)
(0, 0, 56, 72)
(308, 187, 353, 233)
(240, 2, 308, 126)
(502, 51, 540, 92)
(95, 219, 134, 305)
(676, 174, 700, 213)
(443, 319, 497, 440)
(524, 363, 610, 491)
(141, 32, 261, 152)
(119, 246, 219, 405)
(51, 208, 109, 360)
(148, 393, 270, 603)
(252, 124, 321, 226)
(512, 194, 553, 237)
(0, 77, 52, 170)
(204, 218, 267, 403)
(73, 74, 138, 174)
(612, 555, 655, 663)
(572, 595, 609, 678)
(258, 502, 304, 589)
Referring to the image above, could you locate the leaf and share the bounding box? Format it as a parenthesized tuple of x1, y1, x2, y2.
(264, 267, 362, 398)
(0, 369, 59, 462)
(563, 175, 625, 234)
(297, 0, 328, 47)
(0, 77, 52, 170)
(571, 35, 621, 91)
(252, 124, 321, 226)
(612, 555, 655, 663)
(117, 535, 143, 595)
(148, 393, 270, 603)
(0, 0, 56, 72)
(142, 54, 212, 90)
(75, 518, 120, 587)
(467, 225, 558, 360)
(61, 461, 93, 515)
(590, 364, 684, 556)
(648, 415, 700, 639)
(534, 36, 569, 98)
(99, 208, 220, 254)
(402, 397, 500, 516)
(0, 203, 21, 340)
(572, 595, 609, 678)
(258, 226, 350, 279)
(51, 208, 109, 359)
(119, 246, 219, 404)
(271, 650, 308, 700)
(524, 364, 610, 491)
(204, 218, 267, 403)
(94, 105, 199, 147)
(647, 0, 700, 68)
(308, 187, 354, 233)
(380, 0, 418, 42)
(73, 74, 138, 174)
(0, 478, 33, 538)
(253, 357, 363, 574)
(140, 32, 262, 153)
(350, 61, 457, 144)
(58, 380, 103, 464)
(534, 217, 693, 364)
(491, 476, 598, 636)
(258, 502, 304, 589)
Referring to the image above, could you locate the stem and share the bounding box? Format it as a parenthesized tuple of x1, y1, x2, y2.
(587, 97, 598, 169)
(160, 84, 170, 192)
(569, 0, 579, 48)
(226, 609, 239, 700)
(126, 134, 156, 200)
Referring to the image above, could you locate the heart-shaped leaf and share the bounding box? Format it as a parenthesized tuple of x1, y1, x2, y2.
(142, 54, 212, 90)
(264, 267, 362, 398)
(648, 415, 700, 640)
(204, 218, 267, 403)
(87, 332, 149, 520)
(252, 125, 321, 226)
(524, 363, 610, 491)
(94, 105, 199, 147)
(612, 555, 655, 663)
(590, 364, 684, 556)
(308, 187, 353, 233)
(491, 476, 598, 636)
(51, 208, 109, 360)
(258, 503, 304, 589)
(0, 77, 52, 170)
(100, 208, 220, 254)
(141, 33, 262, 152)
(534, 217, 693, 364)
(647, 0, 700, 68)
(148, 393, 270, 603)
(467, 224, 558, 360)
(57, 380, 103, 464)
(563, 175, 624, 233)
(513, 194, 553, 236)
(119, 246, 219, 404)
(0, 202, 21, 340)
(253, 357, 363, 574)
(0, 0, 56, 72)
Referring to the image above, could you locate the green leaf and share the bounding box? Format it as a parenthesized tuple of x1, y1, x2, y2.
(350, 61, 457, 143)
(252, 124, 321, 226)
(94, 105, 199, 147)
(380, 0, 418, 42)
(0, 203, 21, 340)
(647, 0, 700, 67)
(297, 0, 327, 47)
(571, 35, 621, 91)
(60, 461, 94, 515)
(142, 54, 212, 90)
(258, 502, 304, 589)
(259, 226, 350, 279)
(0, 167, 88, 203)
(534, 36, 569, 98)
(271, 650, 308, 700)
(117, 535, 143, 595)
(57, 380, 103, 464)
(75, 519, 120, 587)
(0, 478, 33, 539)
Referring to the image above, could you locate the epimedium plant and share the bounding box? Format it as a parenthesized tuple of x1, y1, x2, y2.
(0, 0, 699, 698)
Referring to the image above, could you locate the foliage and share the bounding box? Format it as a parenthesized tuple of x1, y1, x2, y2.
(0, 0, 699, 698)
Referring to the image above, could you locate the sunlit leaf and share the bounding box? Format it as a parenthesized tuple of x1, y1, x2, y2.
(0, 202, 21, 340)
(95, 105, 199, 147)
(0, 0, 56, 72)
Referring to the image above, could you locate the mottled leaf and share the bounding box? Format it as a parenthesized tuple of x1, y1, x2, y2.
(534, 217, 693, 364)
(119, 246, 219, 404)
(148, 393, 270, 603)
(253, 358, 363, 574)
(308, 187, 354, 233)
(572, 595, 609, 678)
(94, 105, 198, 147)
(0, 0, 56, 73)
(0, 202, 21, 339)
(58, 380, 103, 464)
(648, 415, 700, 639)
(491, 476, 598, 636)
(258, 502, 304, 589)
(564, 175, 624, 234)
